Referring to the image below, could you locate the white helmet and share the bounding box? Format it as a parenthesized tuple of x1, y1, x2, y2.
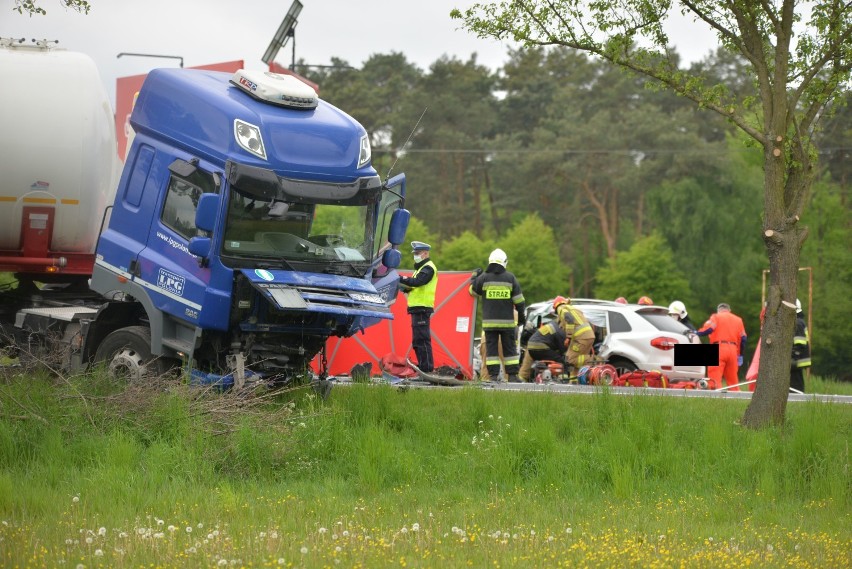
(488, 248, 508, 267)
(668, 300, 687, 319)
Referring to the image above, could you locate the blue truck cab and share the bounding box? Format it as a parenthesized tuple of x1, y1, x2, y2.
(87, 68, 409, 381)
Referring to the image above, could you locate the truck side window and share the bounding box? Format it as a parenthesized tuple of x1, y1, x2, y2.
(373, 191, 401, 257)
(161, 169, 216, 241)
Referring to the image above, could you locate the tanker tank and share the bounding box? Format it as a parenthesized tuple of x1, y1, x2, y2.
(0, 41, 120, 280)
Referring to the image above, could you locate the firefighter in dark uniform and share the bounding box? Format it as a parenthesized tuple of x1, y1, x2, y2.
(469, 248, 525, 382)
(398, 241, 437, 373)
(791, 298, 812, 393)
(518, 321, 567, 382)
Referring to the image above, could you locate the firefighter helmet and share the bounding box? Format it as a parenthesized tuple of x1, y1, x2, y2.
(488, 248, 508, 267)
(638, 296, 653, 306)
(668, 300, 687, 319)
(552, 296, 569, 310)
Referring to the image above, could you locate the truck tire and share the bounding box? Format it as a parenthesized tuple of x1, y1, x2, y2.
(93, 326, 168, 381)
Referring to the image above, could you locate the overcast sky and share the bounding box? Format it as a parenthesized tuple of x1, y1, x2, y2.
(4, 0, 719, 106)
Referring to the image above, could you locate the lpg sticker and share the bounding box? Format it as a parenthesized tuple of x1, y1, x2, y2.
(255, 269, 275, 281)
(157, 268, 185, 297)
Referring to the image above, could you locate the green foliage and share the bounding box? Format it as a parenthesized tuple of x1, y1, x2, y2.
(500, 213, 571, 303)
(13, 0, 89, 15)
(646, 133, 766, 331)
(594, 232, 693, 304)
(398, 216, 438, 271)
(800, 179, 852, 380)
(439, 230, 495, 272)
(0, 376, 850, 567)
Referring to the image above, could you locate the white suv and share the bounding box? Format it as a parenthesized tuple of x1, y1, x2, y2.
(522, 298, 705, 382)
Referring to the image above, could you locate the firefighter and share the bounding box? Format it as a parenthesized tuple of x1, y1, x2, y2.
(469, 249, 525, 382)
(518, 320, 567, 382)
(552, 296, 596, 377)
(790, 298, 811, 393)
(668, 300, 697, 331)
(696, 303, 747, 390)
(398, 241, 437, 373)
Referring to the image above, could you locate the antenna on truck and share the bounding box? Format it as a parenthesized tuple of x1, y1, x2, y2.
(385, 107, 427, 183)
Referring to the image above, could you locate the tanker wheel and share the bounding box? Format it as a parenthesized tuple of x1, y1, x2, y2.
(94, 326, 168, 381)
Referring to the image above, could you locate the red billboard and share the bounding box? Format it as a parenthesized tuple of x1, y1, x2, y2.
(315, 271, 478, 379)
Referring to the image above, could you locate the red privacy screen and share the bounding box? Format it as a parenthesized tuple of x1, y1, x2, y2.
(315, 271, 478, 378)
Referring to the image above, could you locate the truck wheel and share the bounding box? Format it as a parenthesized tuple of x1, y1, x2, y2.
(94, 326, 167, 381)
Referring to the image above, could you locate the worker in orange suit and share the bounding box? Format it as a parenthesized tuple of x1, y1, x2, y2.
(696, 303, 747, 390)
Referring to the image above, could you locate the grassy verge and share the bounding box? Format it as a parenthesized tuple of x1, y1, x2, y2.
(1, 371, 849, 568)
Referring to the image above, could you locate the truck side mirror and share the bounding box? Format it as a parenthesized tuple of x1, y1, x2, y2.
(388, 208, 410, 245)
(195, 193, 219, 233)
(189, 236, 211, 259)
(382, 248, 402, 269)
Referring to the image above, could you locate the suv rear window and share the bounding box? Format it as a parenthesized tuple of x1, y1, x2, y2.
(639, 311, 690, 334)
(607, 311, 632, 333)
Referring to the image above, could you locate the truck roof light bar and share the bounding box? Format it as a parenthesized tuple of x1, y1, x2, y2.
(230, 69, 318, 110)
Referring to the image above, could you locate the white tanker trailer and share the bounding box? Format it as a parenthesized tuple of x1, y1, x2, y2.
(0, 39, 120, 284)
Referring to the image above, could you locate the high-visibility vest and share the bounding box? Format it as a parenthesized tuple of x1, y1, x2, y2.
(407, 260, 437, 309)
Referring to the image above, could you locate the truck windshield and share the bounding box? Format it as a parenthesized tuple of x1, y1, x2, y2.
(221, 186, 376, 276)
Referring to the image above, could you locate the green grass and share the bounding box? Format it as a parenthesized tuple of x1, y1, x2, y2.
(0, 370, 849, 568)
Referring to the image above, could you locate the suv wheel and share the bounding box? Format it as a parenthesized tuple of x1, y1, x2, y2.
(609, 357, 637, 377)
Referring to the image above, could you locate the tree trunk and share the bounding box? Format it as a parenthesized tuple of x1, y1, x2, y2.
(741, 144, 809, 428)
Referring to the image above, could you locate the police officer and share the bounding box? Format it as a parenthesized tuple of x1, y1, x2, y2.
(469, 248, 525, 382)
(398, 241, 438, 373)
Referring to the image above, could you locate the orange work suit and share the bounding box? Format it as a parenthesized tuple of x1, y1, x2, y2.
(698, 310, 747, 390)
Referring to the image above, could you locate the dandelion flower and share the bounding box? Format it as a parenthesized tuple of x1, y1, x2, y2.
(335, 546, 342, 552)
(65, 538, 73, 545)
(197, 522, 204, 529)
(342, 530, 349, 537)
(186, 526, 193, 533)
(412, 523, 420, 532)
(72, 496, 80, 504)
(168, 525, 176, 532)
(300, 546, 308, 554)
(218, 560, 228, 567)
(154, 533, 164, 539)
(401, 527, 408, 534)
(94, 549, 103, 557)
(85, 537, 93, 545)
(156, 518, 164, 526)
(530, 529, 536, 536)
(319, 527, 327, 534)
(76, 564, 85, 569)
(188, 547, 196, 553)
(277, 559, 286, 566)
(566, 528, 573, 534)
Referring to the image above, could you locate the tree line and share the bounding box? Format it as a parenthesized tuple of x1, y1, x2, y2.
(301, 46, 851, 381)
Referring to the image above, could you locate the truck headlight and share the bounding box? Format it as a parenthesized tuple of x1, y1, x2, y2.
(349, 291, 384, 304)
(234, 119, 267, 160)
(357, 134, 371, 168)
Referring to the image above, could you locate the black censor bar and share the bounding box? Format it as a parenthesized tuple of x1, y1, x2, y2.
(674, 343, 719, 367)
